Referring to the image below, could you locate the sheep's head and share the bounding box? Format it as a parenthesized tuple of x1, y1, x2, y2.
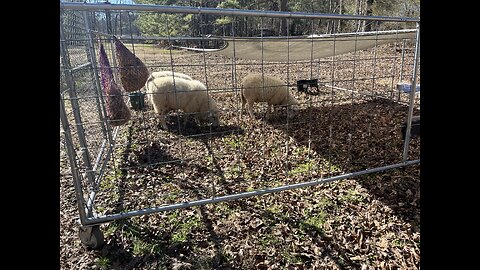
(287, 105, 298, 118)
(206, 98, 220, 127)
(282, 90, 299, 118)
(196, 108, 220, 127)
(210, 113, 220, 127)
(206, 108, 220, 127)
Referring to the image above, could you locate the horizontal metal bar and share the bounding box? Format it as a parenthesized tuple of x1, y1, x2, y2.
(82, 159, 419, 225)
(60, 2, 419, 22)
(69, 62, 92, 72)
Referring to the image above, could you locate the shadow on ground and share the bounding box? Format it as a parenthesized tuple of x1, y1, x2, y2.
(93, 98, 420, 269)
(267, 97, 420, 229)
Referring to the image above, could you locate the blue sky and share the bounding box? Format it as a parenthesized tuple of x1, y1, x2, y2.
(108, 0, 135, 3)
(82, 0, 135, 3)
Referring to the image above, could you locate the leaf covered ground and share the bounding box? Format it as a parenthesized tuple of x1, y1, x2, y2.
(60, 43, 420, 269)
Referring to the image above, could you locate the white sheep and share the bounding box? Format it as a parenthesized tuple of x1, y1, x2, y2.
(148, 70, 193, 81)
(145, 76, 220, 129)
(144, 71, 193, 106)
(241, 73, 299, 119)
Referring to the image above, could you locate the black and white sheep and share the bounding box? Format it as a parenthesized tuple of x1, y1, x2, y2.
(145, 76, 220, 129)
(241, 73, 299, 119)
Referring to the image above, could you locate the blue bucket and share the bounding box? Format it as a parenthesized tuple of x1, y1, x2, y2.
(397, 83, 420, 93)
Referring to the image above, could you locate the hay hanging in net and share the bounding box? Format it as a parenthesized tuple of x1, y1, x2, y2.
(98, 44, 131, 127)
(113, 36, 149, 93)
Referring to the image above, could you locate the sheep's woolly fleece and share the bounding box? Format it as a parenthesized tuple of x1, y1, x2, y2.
(145, 76, 219, 128)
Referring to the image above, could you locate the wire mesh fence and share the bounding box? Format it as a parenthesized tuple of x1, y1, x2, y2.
(60, 2, 420, 243)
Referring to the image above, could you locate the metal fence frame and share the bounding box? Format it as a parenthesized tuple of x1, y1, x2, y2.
(60, 2, 420, 248)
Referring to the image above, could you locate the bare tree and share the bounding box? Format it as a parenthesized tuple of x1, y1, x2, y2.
(364, 0, 373, 32)
(279, 0, 288, 36)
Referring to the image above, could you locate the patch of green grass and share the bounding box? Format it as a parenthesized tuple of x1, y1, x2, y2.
(204, 155, 213, 165)
(319, 158, 342, 174)
(164, 191, 179, 202)
(281, 251, 304, 264)
(266, 204, 281, 215)
(100, 168, 123, 191)
(340, 188, 365, 203)
(224, 165, 241, 179)
(171, 215, 203, 243)
(123, 222, 144, 238)
(301, 211, 327, 234)
(132, 238, 150, 256)
(222, 135, 244, 150)
(165, 211, 179, 226)
(95, 206, 105, 214)
(368, 253, 377, 262)
(259, 233, 280, 248)
(317, 196, 334, 209)
(289, 161, 316, 175)
(293, 145, 310, 156)
(215, 202, 234, 216)
(96, 256, 111, 269)
(132, 238, 163, 256)
(104, 222, 119, 237)
(157, 183, 181, 203)
(130, 142, 138, 151)
(393, 238, 405, 248)
(296, 231, 307, 241)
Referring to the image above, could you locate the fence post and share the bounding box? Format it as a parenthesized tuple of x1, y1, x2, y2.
(402, 22, 420, 161)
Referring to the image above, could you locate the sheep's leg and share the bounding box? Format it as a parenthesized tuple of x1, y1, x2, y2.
(247, 101, 255, 119)
(152, 103, 169, 130)
(241, 97, 246, 116)
(182, 113, 189, 129)
(266, 104, 273, 119)
(159, 114, 168, 130)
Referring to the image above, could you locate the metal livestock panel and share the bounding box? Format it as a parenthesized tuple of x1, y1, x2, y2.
(60, 2, 420, 249)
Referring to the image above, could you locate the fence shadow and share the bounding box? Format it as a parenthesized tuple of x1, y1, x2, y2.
(96, 98, 419, 268)
(98, 160, 234, 269)
(266, 98, 420, 228)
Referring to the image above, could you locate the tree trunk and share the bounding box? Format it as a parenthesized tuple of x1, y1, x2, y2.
(279, 0, 288, 36)
(364, 0, 374, 32)
(356, 0, 362, 32)
(337, 0, 343, 33)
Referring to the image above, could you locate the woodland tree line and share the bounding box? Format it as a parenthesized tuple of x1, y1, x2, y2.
(97, 0, 419, 40)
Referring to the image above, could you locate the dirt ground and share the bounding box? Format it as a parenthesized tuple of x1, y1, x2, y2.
(60, 43, 420, 269)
